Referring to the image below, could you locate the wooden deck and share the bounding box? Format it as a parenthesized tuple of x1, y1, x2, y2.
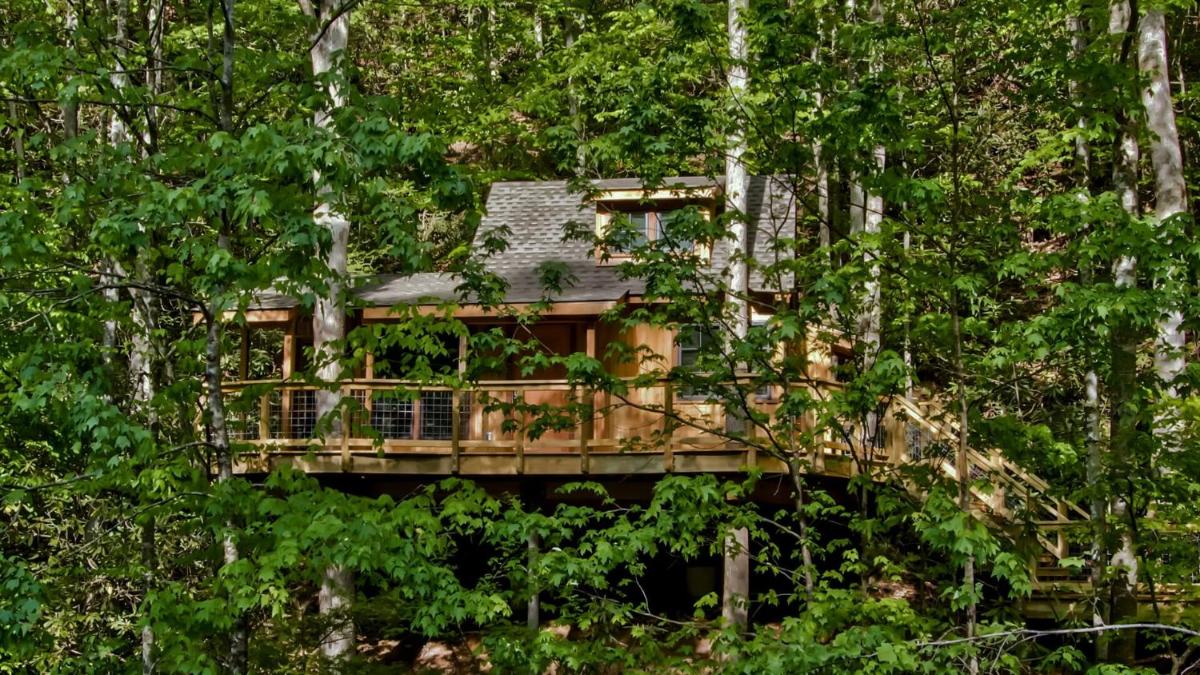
(223, 377, 1085, 557)
(223, 378, 879, 477)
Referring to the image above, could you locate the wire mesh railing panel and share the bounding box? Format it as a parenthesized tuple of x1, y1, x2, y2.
(370, 391, 414, 440)
(420, 391, 455, 440)
(289, 389, 317, 439)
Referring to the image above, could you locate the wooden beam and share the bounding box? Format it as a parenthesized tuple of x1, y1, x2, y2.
(663, 381, 674, 472)
(280, 334, 295, 437)
(360, 300, 617, 322)
(580, 326, 596, 474)
(281, 334, 295, 379)
(451, 333, 467, 474)
(411, 395, 422, 442)
(592, 186, 719, 202)
(515, 392, 525, 474)
(257, 393, 270, 442)
(340, 387, 351, 471)
(230, 308, 295, 325)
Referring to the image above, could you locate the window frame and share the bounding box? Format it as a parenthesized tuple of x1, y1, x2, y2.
(673, 323, 718, 401)
(592, 188, 716, 265)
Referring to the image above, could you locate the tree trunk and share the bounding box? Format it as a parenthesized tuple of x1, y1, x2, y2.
(721, 0, 751, 628)
(859, 0, 885, 447)
(1107, 0, 1141, 662)
(319, 566, 355, 658)
(787, 462, 815, 598)
(309, 0, 355, 661)
(564, 15, 586, 173)
(1068, 11, 1109, 640)
(1138, 8, 1188, 423)
(63, 2, 79, 141)
(205, 308, 246, 673)
(526, 532, 541, 629)
(950, 300, 977, 675)
(812, 17, 830, 254)
(533, 13, 544, 59)
(213, 0, 248, 668)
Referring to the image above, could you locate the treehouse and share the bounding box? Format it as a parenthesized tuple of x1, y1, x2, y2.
(223, 176, 1187, 619)
(225, 175, 855, 478)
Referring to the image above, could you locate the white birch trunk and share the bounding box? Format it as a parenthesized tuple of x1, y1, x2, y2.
(1137, 9, 1188, 408)
(533, 13, 544, 59)
(721, 0, 751, 629)
(63, 4, 79, 140)
(1106, 1, 1140, 661)
(1068, 12, 1108, 638)
(859, 0, 885, 448)
(309, 0, 355, 661)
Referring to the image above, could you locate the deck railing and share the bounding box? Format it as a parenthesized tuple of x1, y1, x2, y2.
(221, 378, 904, 464)
(221, 377, 1088, 561)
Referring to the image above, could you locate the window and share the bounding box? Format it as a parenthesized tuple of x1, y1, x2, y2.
(594, 199, 711, 263)
(676, 324, 716, 400)
(609, 209, 693, 254)
(626, 211, 651, 250)
(654, 209, 694, 253)
(750, 317, 773, 401)
(677, 323, 707, 368)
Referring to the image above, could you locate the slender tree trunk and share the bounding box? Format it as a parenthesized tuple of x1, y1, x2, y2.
(205, 307, 246, 673)
(564, 15, 586, 173)
(309, 0, 356, 661)
(526, 532, 541, 629)
(137, 0, 166, 657)
(812, 16, 830, 254)
(949, 299, 977, 675)
(533, 13, 544, 59)
(1068, 12, 1109, 640)
(1138, 8, 1188, 424)
(1107, 1, 1141, 662)
(9, 102, 25, 183)
(721, 0, 751, 628)
(63, 2, 79, 142)
(210, 0, 248, 668)
(140, 518, 156, 674)
(859, 0, 885, 448)
(787, 462, 815, 598)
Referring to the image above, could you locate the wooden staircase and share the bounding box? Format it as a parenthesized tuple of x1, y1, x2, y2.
(887, 395, 1091, 582)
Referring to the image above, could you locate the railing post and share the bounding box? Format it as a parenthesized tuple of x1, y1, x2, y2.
(514, 391, 525, 474)
(340, 385, 351, 471)
(258, 391, 270, 441)
(451, 387, 462, 474)
(411, 393, 422, 442)
(281, 389, 292, 439)
(663, 380, 674, 472)
(599, 389, 612, 441)
(452, 333, 467, 474)
(812, 418, 826, 475)
(885, 405, 904, 466)
(281, 334, 294, 438)
(578, 387, 593, 474)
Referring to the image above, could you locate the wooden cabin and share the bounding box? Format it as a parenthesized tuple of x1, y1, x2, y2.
(224, 175, 863, 477)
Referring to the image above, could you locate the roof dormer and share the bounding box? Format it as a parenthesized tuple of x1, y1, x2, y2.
(592, 184, 718, 265)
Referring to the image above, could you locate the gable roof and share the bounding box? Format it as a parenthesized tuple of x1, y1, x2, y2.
(255, 176, 797, 311)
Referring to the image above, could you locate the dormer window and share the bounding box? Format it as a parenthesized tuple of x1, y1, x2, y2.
(608, 209, 691, 254)
(592, 185, 717, 264)
(623, 211, 652, 250)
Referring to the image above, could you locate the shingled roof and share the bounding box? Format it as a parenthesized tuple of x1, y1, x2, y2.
(256, 176, 796, 310)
